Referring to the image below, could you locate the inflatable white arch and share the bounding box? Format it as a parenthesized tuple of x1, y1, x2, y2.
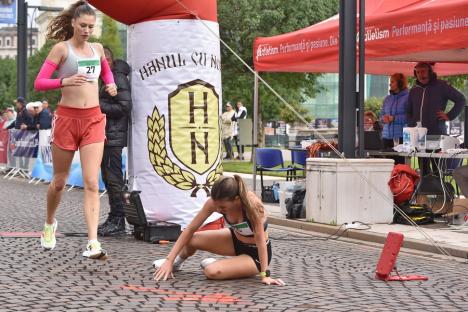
(89, 0, 222, 228)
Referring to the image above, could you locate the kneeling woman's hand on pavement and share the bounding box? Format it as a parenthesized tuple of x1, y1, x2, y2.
(153, 260, 174, 281)
(262, 276, 286, 286)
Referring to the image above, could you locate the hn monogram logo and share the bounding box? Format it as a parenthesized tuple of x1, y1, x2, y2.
(147, 79, 223, 197)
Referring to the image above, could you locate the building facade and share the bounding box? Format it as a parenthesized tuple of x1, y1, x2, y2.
(305, 74, 389, 120)
(35, 0, 102, 51)
(0, 26, 38, 58)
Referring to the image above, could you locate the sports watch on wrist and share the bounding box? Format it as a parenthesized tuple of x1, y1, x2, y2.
(259, 270, 271, 278)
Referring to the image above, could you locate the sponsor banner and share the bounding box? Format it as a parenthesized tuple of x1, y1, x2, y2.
(9, 129, 39, 158)
(128, 19, 222, 228)
(253, 1, 468, 75)
(39, 129, 52, 164)
(0, 0, 16, 24)
(0, 127, 8, 164)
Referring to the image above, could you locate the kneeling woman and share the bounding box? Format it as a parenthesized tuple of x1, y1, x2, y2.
(153, 175, 284, 286)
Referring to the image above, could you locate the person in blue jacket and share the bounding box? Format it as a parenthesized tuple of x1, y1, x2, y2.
(380, 73, 409, 149)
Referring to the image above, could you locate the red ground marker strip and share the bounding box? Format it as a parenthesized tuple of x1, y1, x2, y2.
(120, 284, 247, 304)
(0, 232, 64, 238)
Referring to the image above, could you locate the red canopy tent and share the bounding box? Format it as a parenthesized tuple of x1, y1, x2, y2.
(254, 0, 468, 76)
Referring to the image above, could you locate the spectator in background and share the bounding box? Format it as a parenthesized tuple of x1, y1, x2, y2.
(2, 107, 16, 129)
(97, 46, 132, 237)
(8, 97, 34, 130)
(407, 62, 465, 134)
(232, 101, 247, 160)
(380, 73, 409, 149)
(407, 62, 466, 175)
(221, 102, 235, 160)
(364, 111, 382, 132)
(0, 110, 5, 128)
(26, 101, 52, 130)
(41, 99, 52, 115)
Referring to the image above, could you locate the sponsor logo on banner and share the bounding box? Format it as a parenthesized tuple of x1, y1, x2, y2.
(0, 0, 16, 24)
(256, 44, 279, 61)
(9, 129, 39, 158)
(147, 79, 222, 198)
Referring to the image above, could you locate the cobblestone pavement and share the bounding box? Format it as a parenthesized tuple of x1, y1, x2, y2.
(1, 176, 468, 312)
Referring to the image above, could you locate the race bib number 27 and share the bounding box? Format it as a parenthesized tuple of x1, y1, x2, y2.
(77, 59, 100, 81)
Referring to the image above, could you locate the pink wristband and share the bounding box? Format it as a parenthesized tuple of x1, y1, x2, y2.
(34, 59, 62, 91)
(100, 58, 115, 85)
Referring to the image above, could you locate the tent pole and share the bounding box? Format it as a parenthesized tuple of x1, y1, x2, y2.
(358, 0, 365, 157)
(339, 0, 357, 158)
(252, 71, 259, 192)
(465, 106, 468, 146)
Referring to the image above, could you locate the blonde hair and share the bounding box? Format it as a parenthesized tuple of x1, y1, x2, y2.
(46, 1, 95, 41)
(211, 175, 265, 230)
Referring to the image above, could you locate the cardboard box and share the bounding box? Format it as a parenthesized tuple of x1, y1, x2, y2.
(447, 198, 468, 225)
(416, 194, 453, 214)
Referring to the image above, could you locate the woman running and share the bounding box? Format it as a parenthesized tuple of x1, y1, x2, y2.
(34, 0, 117, 259)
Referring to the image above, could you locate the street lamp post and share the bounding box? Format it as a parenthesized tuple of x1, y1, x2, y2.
(17, 0, 27, 99)
(29, 7, 37, 57)
(16, 1, 63, 99)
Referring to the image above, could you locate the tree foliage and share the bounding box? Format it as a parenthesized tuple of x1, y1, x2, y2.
(99, 15, 124, 59)
(0, 57, 17, 110)
(365, 96, 384, 117)
(218, 0, 339, 124)
(26, 40, 61, 108)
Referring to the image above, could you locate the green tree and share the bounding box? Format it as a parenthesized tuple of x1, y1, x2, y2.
(26, 40, 61, 108)
(218, 0, 339, 127)
(99, 15, 123, 59)
(0, 57, 17, 110)
(365, 96, 384, 117)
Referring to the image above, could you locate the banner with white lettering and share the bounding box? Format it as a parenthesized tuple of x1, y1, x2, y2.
(0, 0, 16, 24)
(9, 129, 39, 158)
(128, 20, 222, 228)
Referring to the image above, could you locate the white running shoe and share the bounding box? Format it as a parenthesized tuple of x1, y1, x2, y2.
(200, 258, 217, 269)
(153, 256, 184, 272)
(41, 219, 58, 250)
(82, 241, 108, 260)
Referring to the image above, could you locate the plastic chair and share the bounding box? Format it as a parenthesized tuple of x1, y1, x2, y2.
(444, 158, 463, 196)
(255, 148, 295, 199)
(290, 148, 308, 177)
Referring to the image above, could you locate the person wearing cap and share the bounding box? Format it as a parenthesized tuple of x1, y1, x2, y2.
(26, 101, 52, 130)
(221, 102, 235, 160)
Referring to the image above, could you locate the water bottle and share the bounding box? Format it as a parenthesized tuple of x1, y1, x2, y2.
(403, 127, 411, 147)
(272, 182, 280, 201)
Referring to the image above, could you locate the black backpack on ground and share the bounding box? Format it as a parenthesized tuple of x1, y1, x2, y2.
(285, 189, 306, 219)
(393, 202, 434, 225)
